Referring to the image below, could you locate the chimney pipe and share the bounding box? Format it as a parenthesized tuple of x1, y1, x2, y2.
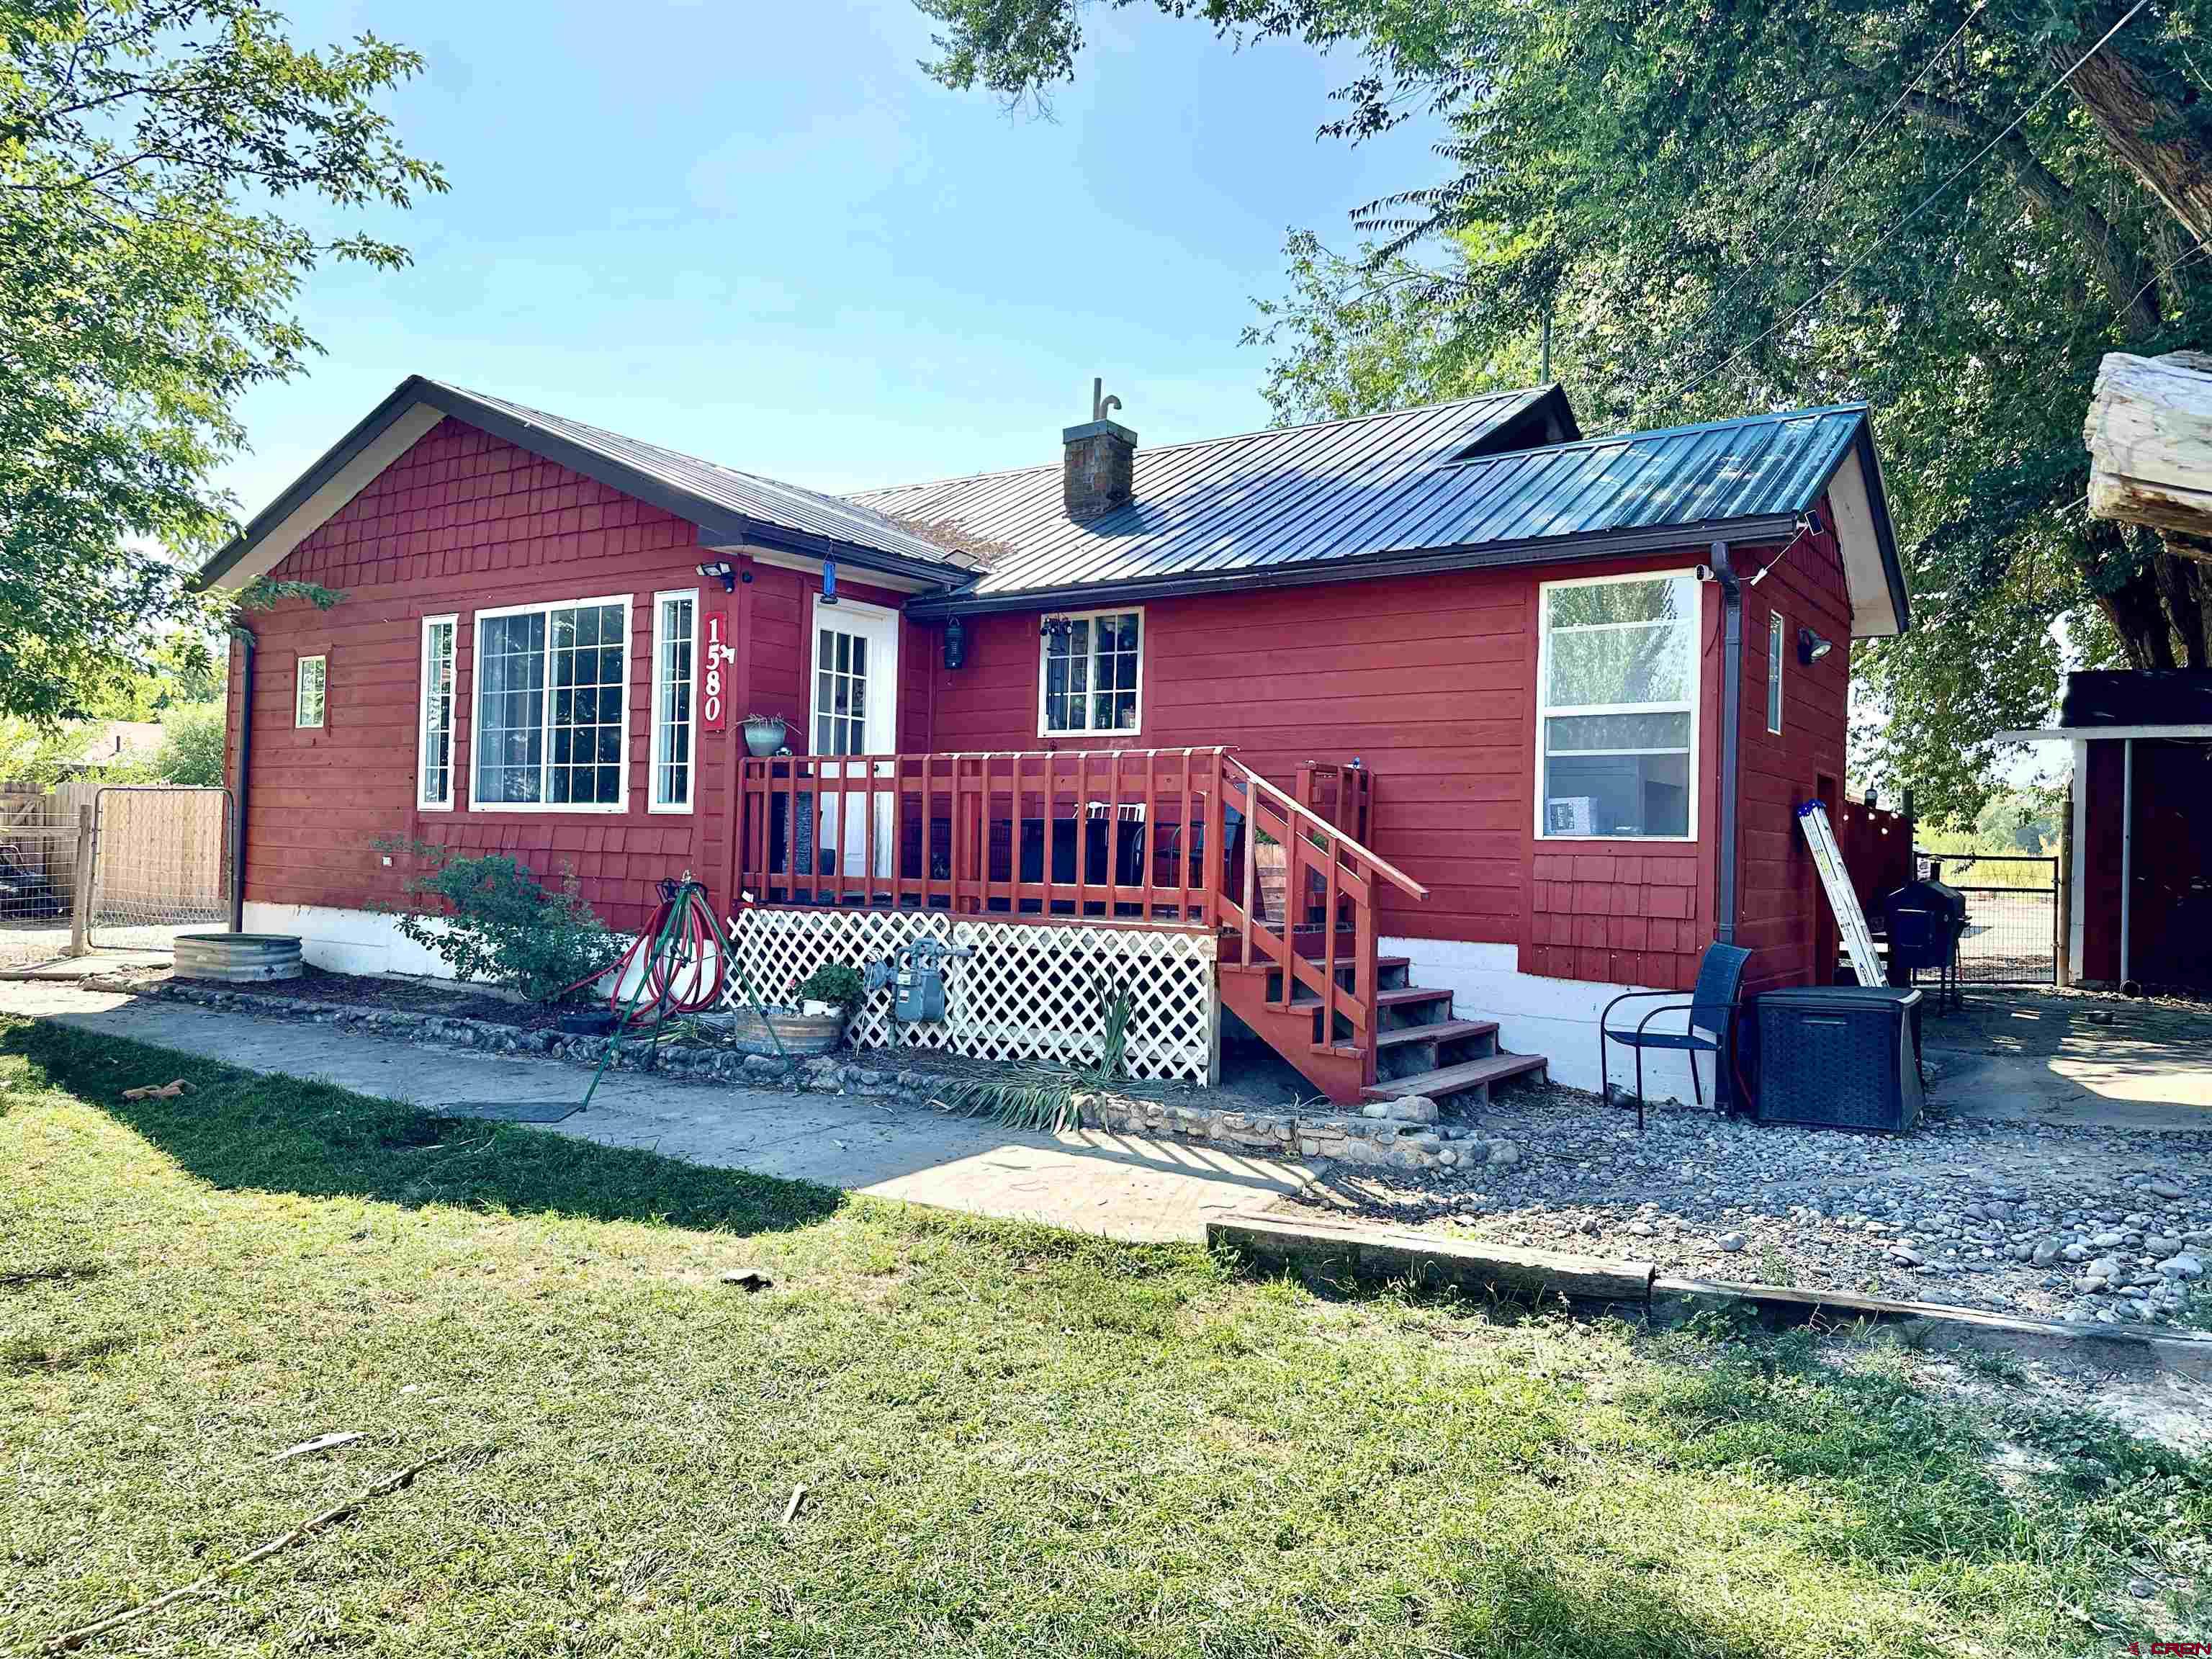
(1063, 377, 1136, 520)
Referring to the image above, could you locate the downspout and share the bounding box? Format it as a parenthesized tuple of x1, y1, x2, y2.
(229, 622, 256, 932)
(1708, 540, 1743, 945)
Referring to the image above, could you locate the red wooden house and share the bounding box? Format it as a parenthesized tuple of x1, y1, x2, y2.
(204, 377, 1908, 1106)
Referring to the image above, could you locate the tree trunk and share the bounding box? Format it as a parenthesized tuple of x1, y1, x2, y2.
(2155, 536, 2212, 666)
(2083, 523, 2179, 668)
(2064, 25, 2212, 251)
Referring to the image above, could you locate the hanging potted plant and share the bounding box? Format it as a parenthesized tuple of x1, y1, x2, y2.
(742, 711, 790, 757)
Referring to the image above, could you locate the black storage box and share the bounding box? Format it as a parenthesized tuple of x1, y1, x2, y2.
(1750, 986, 1924, 1131)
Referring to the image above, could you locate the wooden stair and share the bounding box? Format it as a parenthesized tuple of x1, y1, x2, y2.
(1218, 935, 1548, 1110)
(1212, 757, 1547, 1112)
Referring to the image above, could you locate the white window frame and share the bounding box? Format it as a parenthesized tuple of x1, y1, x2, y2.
(416, 615, 458, 811)
(295, 654, 326, 729)
(470, 593, 632, 814)
(1766, 609, 1785, 735)
(1037, 606, 1144, 738)
(649, 588, 698, 814)
(1533, 570, 1699, 842)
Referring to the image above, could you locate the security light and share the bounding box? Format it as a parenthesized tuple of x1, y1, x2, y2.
(696, 559, 737, 593)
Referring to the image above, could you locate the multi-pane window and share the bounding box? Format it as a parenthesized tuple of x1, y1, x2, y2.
(1537, 573, 1696, 839)
(1039, 609, 1141, 735)
(814, 626, 868, 756)
(652, 591, 696, 811)
(295, 655, 326, 729)
(418, 617, 457, 809)
(1766, 610, 1785, 735)
(473, 597, 628, 809)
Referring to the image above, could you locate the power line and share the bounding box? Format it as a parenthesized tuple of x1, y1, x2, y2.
(1658, 0, 2151, 408)
(1639, 4, 1991, 387)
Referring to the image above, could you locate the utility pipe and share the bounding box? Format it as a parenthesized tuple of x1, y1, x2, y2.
(1708, 541, 1743, 947)
(229, 623, 256, 932)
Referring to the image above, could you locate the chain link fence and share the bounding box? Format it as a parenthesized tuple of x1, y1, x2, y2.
(0, 787, 92, 969)
(90, 786, 233, 952)
(1918, 853, 2059, 985)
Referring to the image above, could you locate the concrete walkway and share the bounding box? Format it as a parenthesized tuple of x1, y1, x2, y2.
(1920, 988, 2212, 1133)
(0, 982, 1310, 1244)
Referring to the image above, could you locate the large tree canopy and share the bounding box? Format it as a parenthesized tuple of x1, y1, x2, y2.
(1, 0, 441, 723)
(917, 0, 2212, 822)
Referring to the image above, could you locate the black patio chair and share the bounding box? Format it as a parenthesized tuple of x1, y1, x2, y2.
(1597, 942, 1752, 1130)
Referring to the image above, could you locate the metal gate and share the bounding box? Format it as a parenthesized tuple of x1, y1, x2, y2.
(1918, 853, 2059, 985)
(90, 786, 233, 952)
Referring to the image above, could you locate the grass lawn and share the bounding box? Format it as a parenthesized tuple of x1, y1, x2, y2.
(3, 1016, 2206, 1657)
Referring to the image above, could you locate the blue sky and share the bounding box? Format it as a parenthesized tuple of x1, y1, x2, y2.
(221, 0, 1447, 516)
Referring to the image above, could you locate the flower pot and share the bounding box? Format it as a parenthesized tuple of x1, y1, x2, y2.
(742, 719, 788, 757)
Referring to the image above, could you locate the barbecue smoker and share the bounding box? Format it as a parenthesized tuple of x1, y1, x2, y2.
(1881, 868, 1969, 1011)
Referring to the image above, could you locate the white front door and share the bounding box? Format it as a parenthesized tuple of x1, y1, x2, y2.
(808, 595, 898, 878)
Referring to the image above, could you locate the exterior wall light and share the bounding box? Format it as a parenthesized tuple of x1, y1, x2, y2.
(1797, 626, 1834, 665)
(696, 559, 737, 593)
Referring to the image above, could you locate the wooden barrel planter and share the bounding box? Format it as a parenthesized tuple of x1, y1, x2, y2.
(174, 932, 304, 983)
(696, 1005, 847, 1058)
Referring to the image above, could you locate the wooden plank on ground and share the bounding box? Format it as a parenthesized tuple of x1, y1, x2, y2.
(1208, 1213, 1656, 1304)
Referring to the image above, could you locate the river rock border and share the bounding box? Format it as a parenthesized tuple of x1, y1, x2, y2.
(87, 975, 1496, 1171)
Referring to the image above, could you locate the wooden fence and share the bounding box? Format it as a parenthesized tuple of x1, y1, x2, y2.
(0, 783, 100, 919)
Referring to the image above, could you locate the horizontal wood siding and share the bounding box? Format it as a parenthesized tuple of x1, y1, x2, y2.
(1732, 503, 1856, 997)
(914, 552, 1762, 991)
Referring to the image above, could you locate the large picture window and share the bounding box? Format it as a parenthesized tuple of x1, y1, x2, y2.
(1537, 572, 1696, 839)
(650, 590, 696, 811)
(1039, 608, 1141, 736)
(418, 616, 457, 809)
(473, 595, 629, 811)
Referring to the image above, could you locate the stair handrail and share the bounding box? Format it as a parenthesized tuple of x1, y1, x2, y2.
(1223, 756, 1427, 901)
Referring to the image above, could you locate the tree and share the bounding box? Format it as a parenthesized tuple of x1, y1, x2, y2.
(914, 0, 2212, 822)
(138, 699, 224, 786)
(1, 0, 441, 724)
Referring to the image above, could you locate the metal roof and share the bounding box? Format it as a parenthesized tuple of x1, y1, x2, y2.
(444, 383, 983, 575)
(198, 376, 981, 591)
(857, 397, 1884, 612)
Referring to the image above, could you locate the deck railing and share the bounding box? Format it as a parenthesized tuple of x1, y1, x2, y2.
(737, 747, 1236, 924)
(736, 747, 1426, 1065)
(1218, 757, 1427, 1056)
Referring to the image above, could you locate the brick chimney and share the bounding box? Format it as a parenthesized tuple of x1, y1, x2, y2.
(1063, 377, 1136, 520)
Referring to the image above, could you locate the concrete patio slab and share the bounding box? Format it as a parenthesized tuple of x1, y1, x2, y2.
(0, 982, 1312, 1244)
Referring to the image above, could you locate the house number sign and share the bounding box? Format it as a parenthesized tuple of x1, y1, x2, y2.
(701, 606, 733, 735)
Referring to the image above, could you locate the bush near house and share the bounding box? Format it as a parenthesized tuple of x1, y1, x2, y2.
(375, 841, 624, 1001)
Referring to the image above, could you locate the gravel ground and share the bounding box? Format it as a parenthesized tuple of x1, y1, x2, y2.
(1287, 1075, 2212, 1327)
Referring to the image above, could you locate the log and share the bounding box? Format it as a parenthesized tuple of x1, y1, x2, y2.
(1207, 1213, 1657, 1305)
(2085, 350, 2212, 547)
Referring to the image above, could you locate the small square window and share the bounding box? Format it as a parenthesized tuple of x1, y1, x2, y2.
(1039, 609, 1141, 736)
(295, 655, 326, 729)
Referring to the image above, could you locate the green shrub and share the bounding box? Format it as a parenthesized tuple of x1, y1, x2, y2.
(794, 961, 865, 1016)
(374, 840, 625, 1002)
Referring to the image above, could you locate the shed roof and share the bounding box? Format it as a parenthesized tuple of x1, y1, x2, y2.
(2059, 670, 2212, 729)
(858, 396, 1902, 630)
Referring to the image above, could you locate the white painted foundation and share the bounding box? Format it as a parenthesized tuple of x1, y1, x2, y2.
(241, 902, 457, 980)
(1380, 936, 1708, 1105)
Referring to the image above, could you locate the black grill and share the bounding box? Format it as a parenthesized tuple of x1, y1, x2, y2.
(1883, 877, 1966, 970)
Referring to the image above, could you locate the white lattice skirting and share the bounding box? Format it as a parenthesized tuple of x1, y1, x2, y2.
(724, 909, 1218, 1082)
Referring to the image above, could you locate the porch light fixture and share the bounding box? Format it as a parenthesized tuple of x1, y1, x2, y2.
(696, 559, 737, 593)
(1797, 626, 1833, 665)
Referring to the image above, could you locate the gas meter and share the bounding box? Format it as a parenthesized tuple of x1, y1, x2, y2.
(864, 938, 973, 1024)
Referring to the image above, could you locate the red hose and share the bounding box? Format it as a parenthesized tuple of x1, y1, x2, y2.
(554, 880, 729, 1024)
(606, 881, 728, 1022)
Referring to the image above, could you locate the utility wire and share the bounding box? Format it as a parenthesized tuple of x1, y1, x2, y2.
(1658, 0, 2150, 408)
(1644, 4, 1991, 389)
